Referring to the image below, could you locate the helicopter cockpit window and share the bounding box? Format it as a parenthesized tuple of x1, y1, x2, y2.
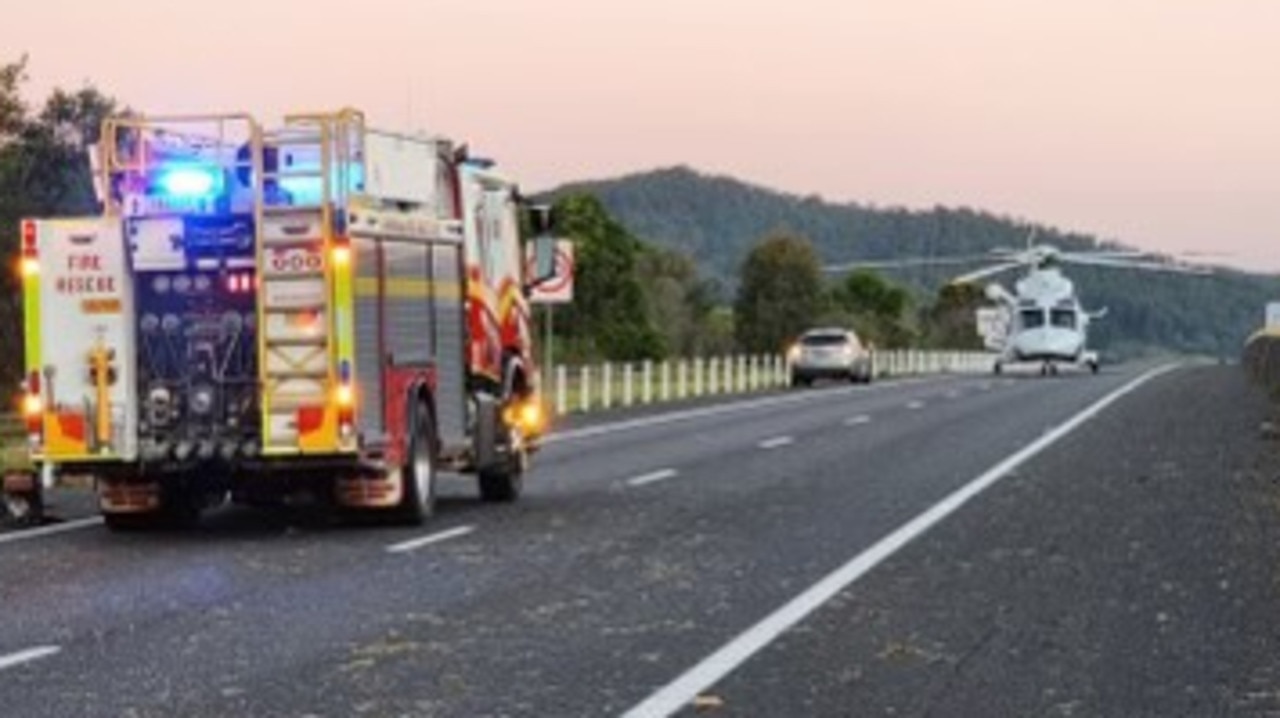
(1050, 309, 1076, 329)
(1020, 309, 1046, 329)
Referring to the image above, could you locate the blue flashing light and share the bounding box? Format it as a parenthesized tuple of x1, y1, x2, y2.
(155, 165, 222, 198)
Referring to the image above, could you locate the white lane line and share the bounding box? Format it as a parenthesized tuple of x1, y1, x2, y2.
(906, 400, 925, 410)
(0, 646, 61, 672)
(945, 391, 961, 400)
(621, 364, 1178, 718)
(844, 415, 872, 427)
(0, 517, 102, 546)
(627, 469, 679, 488)
(757, 436, 794, 450)
(542, 377, 931, 445)
(385, 525, 476, 555)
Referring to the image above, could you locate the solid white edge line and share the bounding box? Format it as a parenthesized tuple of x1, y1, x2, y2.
(621, 363, 1178, 718)
(626, 469, 680, 488)
(0, 517, 102, 546)
(385, 525, 476, 555)
(542, 377, 934, 446)
(757, 436, 794, 450)
(0, 645, 61, 672)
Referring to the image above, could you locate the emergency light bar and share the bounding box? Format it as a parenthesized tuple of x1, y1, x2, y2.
(154, 165, 224, 198)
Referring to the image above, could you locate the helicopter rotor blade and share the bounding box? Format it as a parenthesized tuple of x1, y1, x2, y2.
(822, 255, 993, 273)
(952, 261, 1026, 284)
(1059, 254, 1213, 275)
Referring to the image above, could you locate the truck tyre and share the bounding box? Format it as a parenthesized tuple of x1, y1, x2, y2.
(478, 420, 524, 503)
(398, 402, 437, 524)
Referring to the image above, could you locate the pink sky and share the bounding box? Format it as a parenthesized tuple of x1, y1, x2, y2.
(10, 0, 1280, 270)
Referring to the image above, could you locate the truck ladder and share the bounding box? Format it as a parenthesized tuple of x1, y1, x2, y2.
(256, 112, 362, 454)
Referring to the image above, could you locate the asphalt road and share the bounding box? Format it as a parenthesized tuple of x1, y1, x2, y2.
(1, 364, 1276, 717)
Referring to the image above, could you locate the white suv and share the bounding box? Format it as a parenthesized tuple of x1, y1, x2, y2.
(788, 328, 873, 387)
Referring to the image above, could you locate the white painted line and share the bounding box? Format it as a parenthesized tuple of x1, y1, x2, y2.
(0, 645, 61, 672)
(757, 436, 794, 450)
(0, 517, 102, 546)
(542, 377, 932, 446)
(621, 364, 1178, 718)
(385, 525, 476, 555)
(945, 391, 961, 400)
(626, 469, 679, 488)
(844, 415, 872, 427)
(906, 400, 925, 410)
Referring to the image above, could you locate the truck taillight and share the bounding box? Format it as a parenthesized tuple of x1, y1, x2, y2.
(21, 220, 36, 255)
(335, 385, 355, 440)
(331, 243, 351, 267)
(23, 371, 43, 435)
(335, 384, 354, 408)
(22, 394, 43, 418)
(334, 363, 355, 440)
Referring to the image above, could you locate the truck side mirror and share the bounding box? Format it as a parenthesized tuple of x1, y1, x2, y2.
(527, 204, 555, 237)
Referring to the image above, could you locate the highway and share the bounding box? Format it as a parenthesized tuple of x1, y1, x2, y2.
(2, 364, 1279, 717)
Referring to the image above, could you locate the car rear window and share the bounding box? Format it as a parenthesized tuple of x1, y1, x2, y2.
(801, 334, 848, 346)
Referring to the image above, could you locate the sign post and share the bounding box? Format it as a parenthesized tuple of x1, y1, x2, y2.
(529, 240, 575, 378)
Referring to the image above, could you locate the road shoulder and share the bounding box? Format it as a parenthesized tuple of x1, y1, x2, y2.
(696, 366, 1280, 717)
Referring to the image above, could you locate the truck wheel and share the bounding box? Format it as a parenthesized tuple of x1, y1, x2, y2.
(479, 422, 524, 503)
(398, 403, 437, 524)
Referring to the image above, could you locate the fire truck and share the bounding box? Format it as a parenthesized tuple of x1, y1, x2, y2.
(15, 109, 556, 530)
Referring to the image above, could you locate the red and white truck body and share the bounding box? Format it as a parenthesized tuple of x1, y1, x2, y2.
(18, 110, 555, 528)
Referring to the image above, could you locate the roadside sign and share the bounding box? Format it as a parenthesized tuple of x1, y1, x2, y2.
(530, 240, 574, 305)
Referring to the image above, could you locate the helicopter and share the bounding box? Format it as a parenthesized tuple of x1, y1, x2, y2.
(825, 237, 1211, 376)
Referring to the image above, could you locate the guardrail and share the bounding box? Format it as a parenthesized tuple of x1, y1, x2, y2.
(1244, 329, 1280, 391)
(541, 350, 994, 416)
(0, 350, 997, 442)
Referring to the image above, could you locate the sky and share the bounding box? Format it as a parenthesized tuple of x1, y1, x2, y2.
(9, 0, 1280, 270)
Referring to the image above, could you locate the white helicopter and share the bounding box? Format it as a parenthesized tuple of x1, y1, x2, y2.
(826, 237, 1211, 376)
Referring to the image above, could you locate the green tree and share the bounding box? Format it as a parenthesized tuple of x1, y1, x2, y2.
(922, 282, 986, 349)
(828, 269, 915, 347)
(636, 246, 723, 356)
(547, 193, 665, 361)
(734, 232, 824, 352)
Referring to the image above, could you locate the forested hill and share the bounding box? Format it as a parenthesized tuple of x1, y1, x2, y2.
(549, 166, 1280, 359)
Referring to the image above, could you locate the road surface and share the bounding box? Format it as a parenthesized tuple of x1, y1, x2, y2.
(2, 364, 1278, 717)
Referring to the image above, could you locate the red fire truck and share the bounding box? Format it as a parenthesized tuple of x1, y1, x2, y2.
(16, 109, 556, 529)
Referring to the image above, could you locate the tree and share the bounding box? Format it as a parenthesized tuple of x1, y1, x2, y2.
(636, 246, 724, 356)
(734, 232, 824, 352)
(829, 269, 915, 347)
(546, 193, 665, 361)
(921, 282, 986, 350)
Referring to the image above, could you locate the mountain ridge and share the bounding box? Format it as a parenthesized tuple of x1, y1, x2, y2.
(545, 166, 1278, 358)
